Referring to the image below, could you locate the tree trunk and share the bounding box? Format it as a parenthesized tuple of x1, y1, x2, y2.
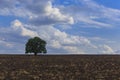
(34, 52, 37, 56)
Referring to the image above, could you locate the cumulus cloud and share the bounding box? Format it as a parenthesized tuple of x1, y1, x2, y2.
(28, 1, 74, 26)
(1, 0, 120, 27)
(0, 0, 74, 25)
(0, 22, 34, 54)
(32, 25, 97, 53)
(11, 20, 39, 37)
(0, 0, 119, 54)
(0, 21, 96, 54)
(44, 1, 74, 24)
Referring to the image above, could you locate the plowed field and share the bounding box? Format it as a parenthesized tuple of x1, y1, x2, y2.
(0, 55, 120, 80)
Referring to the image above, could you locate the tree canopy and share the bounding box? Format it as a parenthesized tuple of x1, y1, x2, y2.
(25, 37, 47, 55)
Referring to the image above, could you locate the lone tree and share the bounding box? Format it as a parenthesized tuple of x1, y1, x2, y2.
(25, 37, 47, 55)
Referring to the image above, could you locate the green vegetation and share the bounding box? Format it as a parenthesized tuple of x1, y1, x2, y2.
(25, 37, 47, 55)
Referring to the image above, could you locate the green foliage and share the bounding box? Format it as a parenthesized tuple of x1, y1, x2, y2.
(25, 37, 47, 55)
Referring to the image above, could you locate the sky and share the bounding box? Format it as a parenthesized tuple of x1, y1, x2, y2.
(0, 0, 120, 54)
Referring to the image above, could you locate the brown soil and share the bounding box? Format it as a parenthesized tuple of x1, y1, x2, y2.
(0, 55, 120, 80)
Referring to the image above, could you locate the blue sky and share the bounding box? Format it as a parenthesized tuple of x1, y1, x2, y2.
(95, 0, 120, 9)
(0, 0, 120, 54)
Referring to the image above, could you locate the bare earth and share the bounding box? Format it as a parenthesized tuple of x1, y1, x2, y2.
(0, 55, 120, 80)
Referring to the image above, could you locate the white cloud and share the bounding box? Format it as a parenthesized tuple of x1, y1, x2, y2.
(33, 25, 97, 53)
(0, 25, 31, 54)
(63, 46, 81, 54)
(28, 1, 74, 26)
(0, 0, 74, 26)
(45, 1, 74, 24)
(115, 50, 120, 54)
(0, 0, 119, 54)
(1, 23, 95, 54)
(1, 0, 120, 28)
(0, 0, 89, 54)
(99, 45, 114, 54)
(11, 20, 39, 37)
(50, 40, 61, 49)
(58, 0, 120, 28)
